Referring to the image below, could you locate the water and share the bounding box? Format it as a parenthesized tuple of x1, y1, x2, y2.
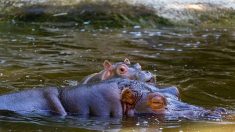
(0, 21, 235, 131)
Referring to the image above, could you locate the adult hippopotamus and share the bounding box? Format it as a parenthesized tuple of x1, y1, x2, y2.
(0, 78, 226, 120)
(0, 79, 165, 117)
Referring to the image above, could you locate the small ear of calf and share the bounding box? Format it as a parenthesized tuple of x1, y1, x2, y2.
(103, 60, 113, 70)
(101, 60, 113, 80)
(124, 58, 131, 65)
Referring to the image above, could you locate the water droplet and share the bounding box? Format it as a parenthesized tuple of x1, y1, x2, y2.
(136, 122, 140, 126)
(11, 19, 16, 24)
(26, 36, 35, 41)
(133, 25, 141, 29)
(0, 60, 6, 64)
(185, 43, 191, 47)
(164, 48, 175, 51)
(65, 80, 78, 86)
(202, 34, 208, 38)
(149, 32, 161, 36)
(143, 120, 148, 124)
(130, 32, 142, 38)
(155, 118, 159, 123)
(53, 12, 68, 17)
(83, 21, 90, 25)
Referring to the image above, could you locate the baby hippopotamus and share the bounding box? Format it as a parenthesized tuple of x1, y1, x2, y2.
(80, 58, 156, 85)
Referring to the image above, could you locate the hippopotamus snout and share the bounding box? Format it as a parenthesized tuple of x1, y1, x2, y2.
(136, 70, 156, 84)
(133, 63, 141, 70)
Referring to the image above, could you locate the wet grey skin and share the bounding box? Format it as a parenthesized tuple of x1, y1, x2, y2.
(0, 82, 125, 117)
(0, 78, 226, 120)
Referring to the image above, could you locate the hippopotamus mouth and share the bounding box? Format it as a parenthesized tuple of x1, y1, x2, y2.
(121, 88, 143, 117)
(122, 103, 135, 116)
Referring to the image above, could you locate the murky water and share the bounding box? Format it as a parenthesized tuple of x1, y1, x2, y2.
(0, 21, 235, 131)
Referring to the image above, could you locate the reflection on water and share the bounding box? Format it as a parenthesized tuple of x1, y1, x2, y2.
(0, 21, 235, 131)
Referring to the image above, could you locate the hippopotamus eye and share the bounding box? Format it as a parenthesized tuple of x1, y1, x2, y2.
(117, 65, 128, 75)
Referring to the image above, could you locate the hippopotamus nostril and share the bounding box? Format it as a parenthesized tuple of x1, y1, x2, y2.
(214, 107, 227, 115)
(199, 110, 222, 120)
(145, 71, 150, 74)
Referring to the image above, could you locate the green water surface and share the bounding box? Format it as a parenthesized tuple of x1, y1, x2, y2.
(0, 21, 235, 131)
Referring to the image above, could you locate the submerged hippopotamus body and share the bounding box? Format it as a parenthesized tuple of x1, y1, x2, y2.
(0, 78, 226, 120)
(0, 83, 126, 117)
(0, 79, 164, 117)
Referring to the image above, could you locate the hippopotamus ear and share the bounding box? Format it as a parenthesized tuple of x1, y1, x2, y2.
(103, 60, 113, 70)
(101, 60, 113, 80)
(124, 58, 131, 65)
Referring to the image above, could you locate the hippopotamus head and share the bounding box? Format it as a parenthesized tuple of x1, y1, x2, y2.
(111, 60, 156, 85)
(113, 77, 226, 120)
(81, 58, 156, 85)
(130, 88, 226, 120)
(120, 88, 167, 117)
